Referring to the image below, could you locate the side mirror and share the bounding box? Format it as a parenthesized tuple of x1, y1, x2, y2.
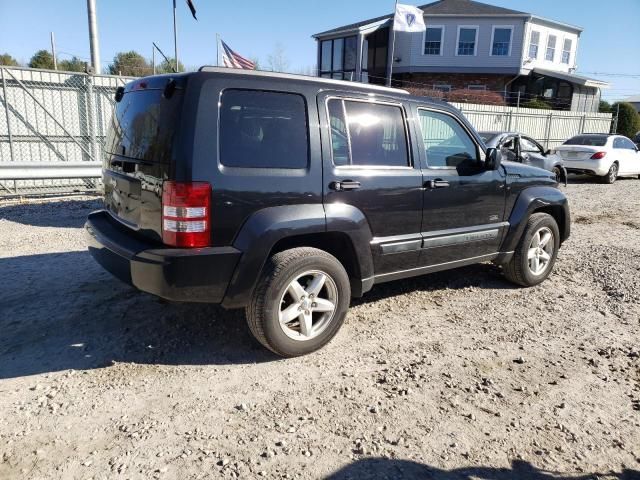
(544, 149, 552, 156)
(486, 148, 503, 170)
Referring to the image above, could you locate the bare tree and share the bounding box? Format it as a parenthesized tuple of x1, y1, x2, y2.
(267, 43, 290, 73)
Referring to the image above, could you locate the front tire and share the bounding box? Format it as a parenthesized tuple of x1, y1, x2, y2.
(503, 213, 560, 287)
(246, 247, 351, 357)
(552, 166, 563, 184)
(600, 163, 618, 184)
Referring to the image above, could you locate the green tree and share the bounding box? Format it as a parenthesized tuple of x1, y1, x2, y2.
(0, 53, 20, 66)
(108, 51, 152, 77)
(599, 100, 612, 113)
(29, 50, 55, 69)
(612, 102, 640, 139)
(157, 58, 185, 74)
(58, 56, 86, 73)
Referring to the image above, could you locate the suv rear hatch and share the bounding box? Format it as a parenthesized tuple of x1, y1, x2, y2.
(103, 75, 186, 243)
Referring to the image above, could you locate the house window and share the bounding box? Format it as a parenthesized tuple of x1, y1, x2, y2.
(545, 34, 557, 61)
(457, 27, 478, 56)
(529, 31, 540, 59)
(467, 85, 486, 91)
(319, 36, 358, 80)
(491, 27, 513, 56)
(433, 84, 452, 93)
(424, 26, 444, 55)
(562, 38, 572, 65)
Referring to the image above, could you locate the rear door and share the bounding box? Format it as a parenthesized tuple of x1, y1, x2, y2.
(414, 106, 508, 267)
(103, 77, 185, 242)
(318, 92, 424, 275)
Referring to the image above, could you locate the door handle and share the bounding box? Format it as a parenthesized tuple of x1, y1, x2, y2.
(425, 179, 450, 189)
(330, 180, 361, 191)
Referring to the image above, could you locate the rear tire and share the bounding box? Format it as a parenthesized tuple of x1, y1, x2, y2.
(246, 247, 351, 357)
(600, 163, 618, 184)
(503, 213, 560, 287)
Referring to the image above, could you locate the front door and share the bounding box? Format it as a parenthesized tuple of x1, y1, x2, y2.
(319, 92, 424, 275)
(414, 106, 508, 267)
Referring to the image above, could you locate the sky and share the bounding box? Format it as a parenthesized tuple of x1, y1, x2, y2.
(0, 0, 638, 101)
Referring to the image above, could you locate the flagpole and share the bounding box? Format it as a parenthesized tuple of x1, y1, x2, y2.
(216, 33, 220, 67)
(387, 0, 398, 87)
(173, 0, 179, 72)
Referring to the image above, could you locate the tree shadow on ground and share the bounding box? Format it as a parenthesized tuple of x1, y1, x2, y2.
(0, 198, 101, 228)
(325, 458, 640, 480)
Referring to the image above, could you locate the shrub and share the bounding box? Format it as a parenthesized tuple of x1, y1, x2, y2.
(405, 87, 445, 101)
(522, 98, 553, 110)
(446, 89, 506, 106)
(612, 102, 640, 139)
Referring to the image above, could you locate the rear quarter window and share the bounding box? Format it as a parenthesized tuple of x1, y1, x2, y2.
(219, 89, 309, 169)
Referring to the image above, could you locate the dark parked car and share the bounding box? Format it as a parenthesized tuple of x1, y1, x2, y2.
(86, 68, 570, 357)
(479, 131, 567, 184)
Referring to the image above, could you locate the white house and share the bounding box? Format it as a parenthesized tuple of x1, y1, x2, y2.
(313, 0, 609, 112)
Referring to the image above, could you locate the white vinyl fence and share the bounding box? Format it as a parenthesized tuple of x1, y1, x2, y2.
(0, 66, 615, 196)
(451, 102, 613, 149)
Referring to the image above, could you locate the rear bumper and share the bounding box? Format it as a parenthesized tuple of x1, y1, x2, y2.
(85, 210, 241, 303)
(564, 159, 610, 176)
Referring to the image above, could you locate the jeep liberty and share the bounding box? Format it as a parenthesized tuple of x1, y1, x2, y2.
(86, 68, 570, 357)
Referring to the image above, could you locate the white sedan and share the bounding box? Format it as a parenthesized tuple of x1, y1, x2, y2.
(553, 134, 640, 183)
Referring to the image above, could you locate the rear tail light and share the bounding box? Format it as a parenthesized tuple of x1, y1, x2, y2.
(591, 151, 607, 160)
(162, 181, 211, 248)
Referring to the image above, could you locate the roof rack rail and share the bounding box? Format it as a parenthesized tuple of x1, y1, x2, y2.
(197, 66, 409, 95)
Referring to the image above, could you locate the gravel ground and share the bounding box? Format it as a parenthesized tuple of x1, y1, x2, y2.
(0, 178, 639, 480)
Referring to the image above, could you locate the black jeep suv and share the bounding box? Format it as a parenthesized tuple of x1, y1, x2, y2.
(86, 68, 570, 357)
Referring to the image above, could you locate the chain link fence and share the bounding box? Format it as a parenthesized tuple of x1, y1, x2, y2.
(0, 66, 135, 196)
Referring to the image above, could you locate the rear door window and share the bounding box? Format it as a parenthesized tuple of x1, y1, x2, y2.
(219, 90, 309, 169)
(327, 99, 410, 167)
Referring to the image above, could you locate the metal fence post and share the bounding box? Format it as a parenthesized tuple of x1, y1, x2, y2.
(544, 112, 553, 149)
(507, 110, 513, 131)
(86, 73, 98, 164)
(579, 114, 586, 134)
(1, 68, 16, 163)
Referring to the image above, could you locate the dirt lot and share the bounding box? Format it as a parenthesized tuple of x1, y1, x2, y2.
(1, 177, 639, 480)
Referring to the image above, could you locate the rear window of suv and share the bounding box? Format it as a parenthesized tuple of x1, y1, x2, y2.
(219, 89, 309, 169)
(563, 135, 608, 146)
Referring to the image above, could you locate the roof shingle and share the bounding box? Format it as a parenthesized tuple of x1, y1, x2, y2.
(314, 0, 528, 38)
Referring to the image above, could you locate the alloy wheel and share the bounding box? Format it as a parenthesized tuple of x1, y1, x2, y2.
(278, 270, 338, 341)
(527, 227, 554, 276)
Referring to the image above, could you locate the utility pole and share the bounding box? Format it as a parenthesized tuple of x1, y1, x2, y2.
(173, 0, 179, 72)
(50, 32, 58, 70)
(86, 0, 101, 73)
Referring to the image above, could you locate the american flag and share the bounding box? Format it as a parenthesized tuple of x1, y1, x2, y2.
(220, 40, 256, 70)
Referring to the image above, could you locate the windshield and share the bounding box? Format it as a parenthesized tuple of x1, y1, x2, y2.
(478, 132, 499, 144)
(563, 135, 608, 147)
